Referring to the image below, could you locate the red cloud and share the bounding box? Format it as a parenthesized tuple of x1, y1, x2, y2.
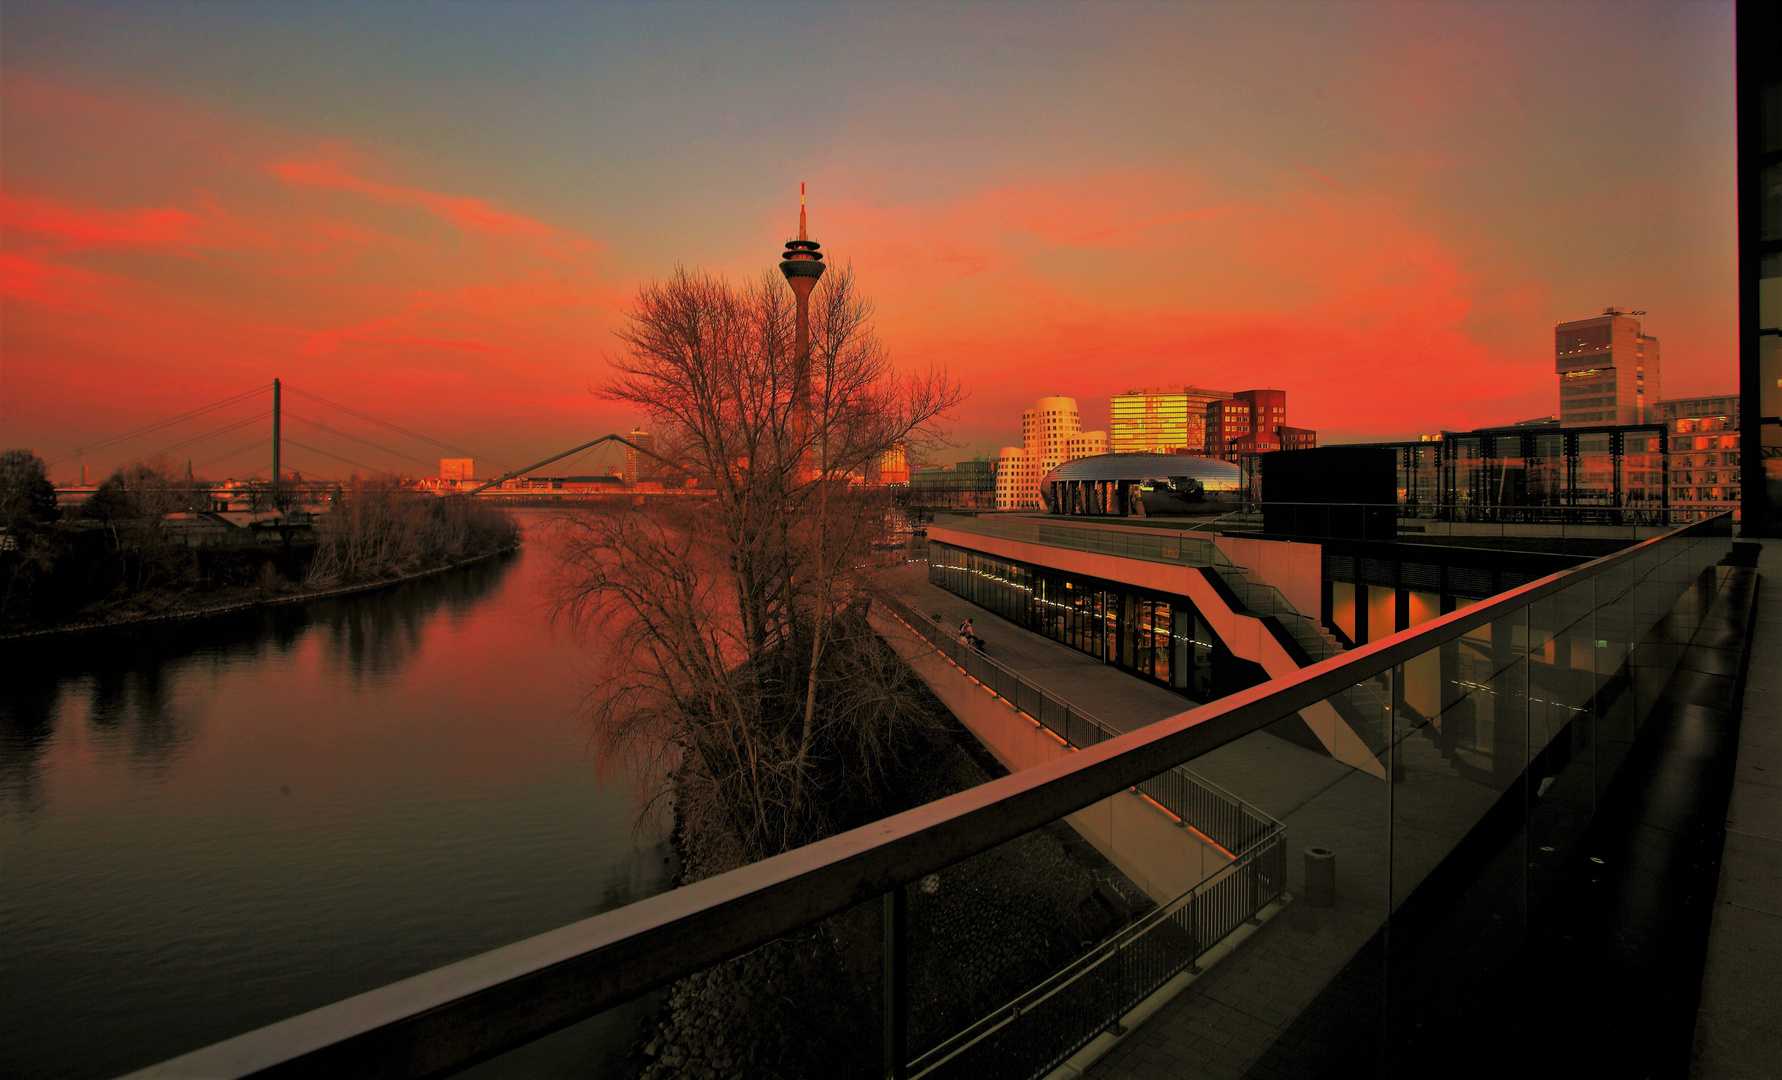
(3, 80, 628, 478)
(0, 193, 260, 254)
(818, 171, 1543, 449)
(270, 147, 573, 245)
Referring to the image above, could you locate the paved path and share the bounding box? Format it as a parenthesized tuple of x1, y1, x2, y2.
(879, 563, 1194, 735)
(880, 564, 1406, 1078)
(1692, 538, 1782, 1078)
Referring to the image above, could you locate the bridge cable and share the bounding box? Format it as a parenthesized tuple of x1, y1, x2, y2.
(45, 385, 269, 466)
(89, 411, 273, 476)
(194, 437, 271, 472)
(280, 411, 440, 470)
(281, 386, 511, 472)
(279, 438, 387, 477)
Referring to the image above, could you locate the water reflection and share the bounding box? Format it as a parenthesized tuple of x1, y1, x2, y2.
(0, 553, 515, 814)
(2, 536, 662, 1080)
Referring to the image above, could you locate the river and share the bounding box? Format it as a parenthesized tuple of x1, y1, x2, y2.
(0, 515, 671, 1079)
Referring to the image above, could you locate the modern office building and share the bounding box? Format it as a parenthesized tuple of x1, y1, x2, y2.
(1741, 8, 1780, 535)
(1109, 386, 1232, 455)
(997, 397, 1106, 510)
(1556, 309, 1661, 426)
(1279, 425, 1318, 451)
(868, 443, 909, 486)
(1206, 389, 1313, 459)
(910, 457, 997, 509)
(1657, 394, 1740, 423)
(1662, 396, 1742, 521)
(623, 428, 656, 485)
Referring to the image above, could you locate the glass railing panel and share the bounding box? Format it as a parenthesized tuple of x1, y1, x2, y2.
(1519, 579, 1604, 914)
(907, 761, 1286, 1080)
(127, 516, 1734, 1080)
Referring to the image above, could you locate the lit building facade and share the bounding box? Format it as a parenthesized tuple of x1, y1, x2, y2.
(1207, 389, 1309, 459)
(623, 428, 656, 485)
(868, 443, 909, 486)
(997, 397, 1106, 510)
(1109, 386, 1232, 455)
(1280, 426, 1318, 452)
(1556, 309, 1661, 426)
(910, 457, 997, 509)
(1660, 395, 1741, 521)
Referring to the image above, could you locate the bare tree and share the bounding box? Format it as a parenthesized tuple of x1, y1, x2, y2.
(555, 264, 961, 874)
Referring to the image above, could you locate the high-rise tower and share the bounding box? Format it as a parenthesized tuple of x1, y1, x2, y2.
(1556, 308, 1660, 426)
(779, 184, 826, 466)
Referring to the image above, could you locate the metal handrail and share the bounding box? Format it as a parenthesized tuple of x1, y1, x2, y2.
(909, 834, 1286, 1078)
(122, 512, 1732, 1079)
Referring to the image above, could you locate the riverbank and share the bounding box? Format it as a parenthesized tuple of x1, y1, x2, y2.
(0, 544, 518, 642)
(631, 689, 1152, 1080)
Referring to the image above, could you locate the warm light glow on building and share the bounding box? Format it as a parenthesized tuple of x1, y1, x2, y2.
(1556, 310, 1661, 427)
(997, 397, 1105, 510)
(1108, 386, 1232, 455)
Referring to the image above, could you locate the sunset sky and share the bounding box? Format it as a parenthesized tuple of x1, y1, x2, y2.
(0, 1, 1738, 481)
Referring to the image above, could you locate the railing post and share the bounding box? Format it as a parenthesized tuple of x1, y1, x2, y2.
(884, 885, 909, 1080)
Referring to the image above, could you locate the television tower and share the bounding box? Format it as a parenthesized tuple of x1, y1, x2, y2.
(779, 184, 825, 472)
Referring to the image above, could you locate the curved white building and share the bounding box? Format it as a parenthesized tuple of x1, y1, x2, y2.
(996, 397, 1107, 510)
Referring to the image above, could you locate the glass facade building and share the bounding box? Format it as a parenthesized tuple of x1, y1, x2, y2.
(928, 540, 1242, 700)
(1237, 421, 1698, 522)
(1108, 386, 1232, 456)
(1555, 311, 1659, 426)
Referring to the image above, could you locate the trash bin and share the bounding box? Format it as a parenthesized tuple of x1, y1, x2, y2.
(1304, 847, 1336, 908)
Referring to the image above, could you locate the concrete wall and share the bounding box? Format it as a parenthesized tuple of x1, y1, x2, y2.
(1213, 535, 1323, 621)
(927, 524, 1385, 778)
(873, 612, 1228, 905)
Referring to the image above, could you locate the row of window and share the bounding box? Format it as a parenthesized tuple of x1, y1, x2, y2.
(928, 542, 1219, 699)
(1673, 487, 1741, 503)
(1674, 451, 1741, 467)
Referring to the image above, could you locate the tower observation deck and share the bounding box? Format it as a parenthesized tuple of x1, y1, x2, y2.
(780, 184, 825, 471)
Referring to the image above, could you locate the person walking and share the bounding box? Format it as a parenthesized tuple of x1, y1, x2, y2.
(957, 617, 974, 646)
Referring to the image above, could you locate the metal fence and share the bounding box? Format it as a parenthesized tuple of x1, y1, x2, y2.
(909, 835, 1287, 1080)
(877, 592, 1279, 857)
(879, 588, 1288, 1079)
(930, 512, 1220, 566)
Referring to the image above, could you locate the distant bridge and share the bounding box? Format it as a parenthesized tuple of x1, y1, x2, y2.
(40, 379, 675, 497)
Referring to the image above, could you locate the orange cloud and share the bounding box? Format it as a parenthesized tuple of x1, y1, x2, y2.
(818, 170, 1542, 449)
(2, 79, 628, 479)
(270, 146, 586, 250)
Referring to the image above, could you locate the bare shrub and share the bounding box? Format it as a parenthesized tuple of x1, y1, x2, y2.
(307, 480, 517, 588)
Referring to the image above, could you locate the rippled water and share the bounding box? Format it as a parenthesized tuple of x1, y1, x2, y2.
(0, 518, 669, 1079)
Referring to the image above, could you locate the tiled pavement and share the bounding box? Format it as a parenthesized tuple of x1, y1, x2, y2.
(1692, 538, 1782, 1078)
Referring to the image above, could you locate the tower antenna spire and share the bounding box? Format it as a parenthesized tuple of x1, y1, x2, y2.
(798, 182, 807, 242)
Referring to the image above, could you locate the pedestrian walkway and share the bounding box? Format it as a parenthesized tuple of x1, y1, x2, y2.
(879, 563, 1191, 735)
(880, 563, 1406, 1077)
(885, 553, 1766, 1079)
(1692, 537, 1781, 1077)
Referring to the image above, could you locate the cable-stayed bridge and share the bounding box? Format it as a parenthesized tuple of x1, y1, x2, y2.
(40, 379, 671, 501)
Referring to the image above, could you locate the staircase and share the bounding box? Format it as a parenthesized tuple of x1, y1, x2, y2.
(1208, 552, 1453, 774)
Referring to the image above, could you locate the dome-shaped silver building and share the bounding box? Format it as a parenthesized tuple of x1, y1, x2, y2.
(1038, 452, 1244, 517)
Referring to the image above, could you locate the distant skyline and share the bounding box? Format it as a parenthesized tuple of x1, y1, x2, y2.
(1, 1, 1737, 479)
